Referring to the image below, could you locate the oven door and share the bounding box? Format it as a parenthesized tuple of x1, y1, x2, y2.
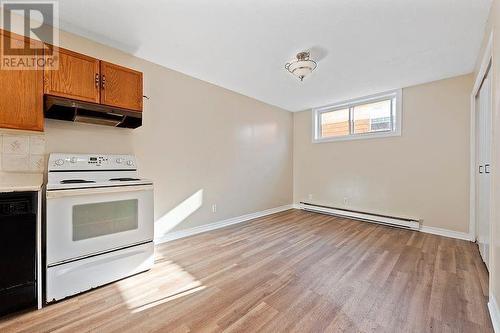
(46, 185, 153, 266)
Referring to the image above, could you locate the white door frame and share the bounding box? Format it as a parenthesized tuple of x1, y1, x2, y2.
(469, 31, 493, 242)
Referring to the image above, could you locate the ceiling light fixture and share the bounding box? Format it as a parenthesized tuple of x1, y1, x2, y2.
(285, 51, 317, 81)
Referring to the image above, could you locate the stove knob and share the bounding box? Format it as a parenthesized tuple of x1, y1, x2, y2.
(55, 159, 64, 166)
(70, 157, 78, 163)
(127, 160, 134, 166)
(116, 158, 123, 164)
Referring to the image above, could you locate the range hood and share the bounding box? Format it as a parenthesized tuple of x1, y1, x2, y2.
(44, 95, 142, 129)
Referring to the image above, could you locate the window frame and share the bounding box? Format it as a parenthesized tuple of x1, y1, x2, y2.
(312, 89, 402, 143)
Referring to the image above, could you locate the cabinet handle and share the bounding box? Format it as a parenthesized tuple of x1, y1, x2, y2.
(479, 165, 484, 174)
(485, 164, 491, 174)
(95, 73, 99, 88)
(101, 74, 106, 89)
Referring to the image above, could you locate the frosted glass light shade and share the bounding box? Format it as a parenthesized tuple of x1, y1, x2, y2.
(285, 52, 317, 81)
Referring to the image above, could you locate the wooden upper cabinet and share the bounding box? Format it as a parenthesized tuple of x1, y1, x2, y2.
(44, 48, 100, 103)
(0, 30, 44, 131)
(100, 61, 143, 111)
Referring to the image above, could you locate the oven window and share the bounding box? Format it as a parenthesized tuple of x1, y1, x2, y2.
(72, 199, 138, 241)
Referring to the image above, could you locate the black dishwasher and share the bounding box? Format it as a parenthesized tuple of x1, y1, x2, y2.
(0, 191, 37, 316)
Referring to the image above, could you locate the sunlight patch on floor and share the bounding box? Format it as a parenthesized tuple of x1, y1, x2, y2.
(116, 260, 204, 313)
(130, 285, 206, 313)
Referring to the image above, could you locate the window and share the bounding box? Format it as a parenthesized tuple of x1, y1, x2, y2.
(313, 90, 401, 142)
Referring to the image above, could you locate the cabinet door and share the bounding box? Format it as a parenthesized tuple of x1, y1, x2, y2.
(44, 48, 100, 103)
(0, 31, 44, 131)
(100, 61, 143, 111)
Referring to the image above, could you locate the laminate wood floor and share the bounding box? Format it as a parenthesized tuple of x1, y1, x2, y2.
(0, 209, 493, 332)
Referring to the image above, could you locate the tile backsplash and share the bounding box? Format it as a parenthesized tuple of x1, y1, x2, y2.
(0, 132, 46, 173)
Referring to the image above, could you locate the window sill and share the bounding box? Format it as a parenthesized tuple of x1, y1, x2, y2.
(312, 130, 401, 143)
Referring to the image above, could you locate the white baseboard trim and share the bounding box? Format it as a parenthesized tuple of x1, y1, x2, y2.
(419, 225, 473, 241)
(154, 204, 294, 244)
(489, 295, 500, 333)
(156, 203, 473, 244)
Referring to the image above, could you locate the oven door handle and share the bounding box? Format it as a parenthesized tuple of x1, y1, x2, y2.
(46, 184, 153, 199)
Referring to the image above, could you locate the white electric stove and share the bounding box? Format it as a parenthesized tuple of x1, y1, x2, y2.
(45, 153, 154, 303)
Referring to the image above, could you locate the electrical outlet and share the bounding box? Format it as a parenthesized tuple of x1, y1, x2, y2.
(308, 194, 313, 200)
(343, 197, 349, 206)
(211, 204, 217, 213)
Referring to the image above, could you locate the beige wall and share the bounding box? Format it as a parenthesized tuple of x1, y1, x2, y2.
(294, 74, 473, 232)
(0, 12, 482, 240)
(475, 0, 500, 315)
(13, 26, 294, 235)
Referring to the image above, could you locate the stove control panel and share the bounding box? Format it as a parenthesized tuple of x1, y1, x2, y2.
(48, 154, 137, 171)
(87, 156, 108, 166)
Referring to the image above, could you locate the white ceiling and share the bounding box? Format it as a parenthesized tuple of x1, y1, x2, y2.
(58, 0, 491, 111)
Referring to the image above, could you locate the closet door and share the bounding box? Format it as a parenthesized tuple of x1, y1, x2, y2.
(475, 68, 492, 269)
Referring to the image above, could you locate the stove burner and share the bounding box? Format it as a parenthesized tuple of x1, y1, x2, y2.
(109, 178, 141, 182)
(60, 179, 96, 184)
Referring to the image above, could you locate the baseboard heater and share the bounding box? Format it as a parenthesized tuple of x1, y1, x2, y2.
(299, 202, 421, 231)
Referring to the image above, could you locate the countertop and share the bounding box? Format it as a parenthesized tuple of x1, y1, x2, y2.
(0, 172, 43, 192)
